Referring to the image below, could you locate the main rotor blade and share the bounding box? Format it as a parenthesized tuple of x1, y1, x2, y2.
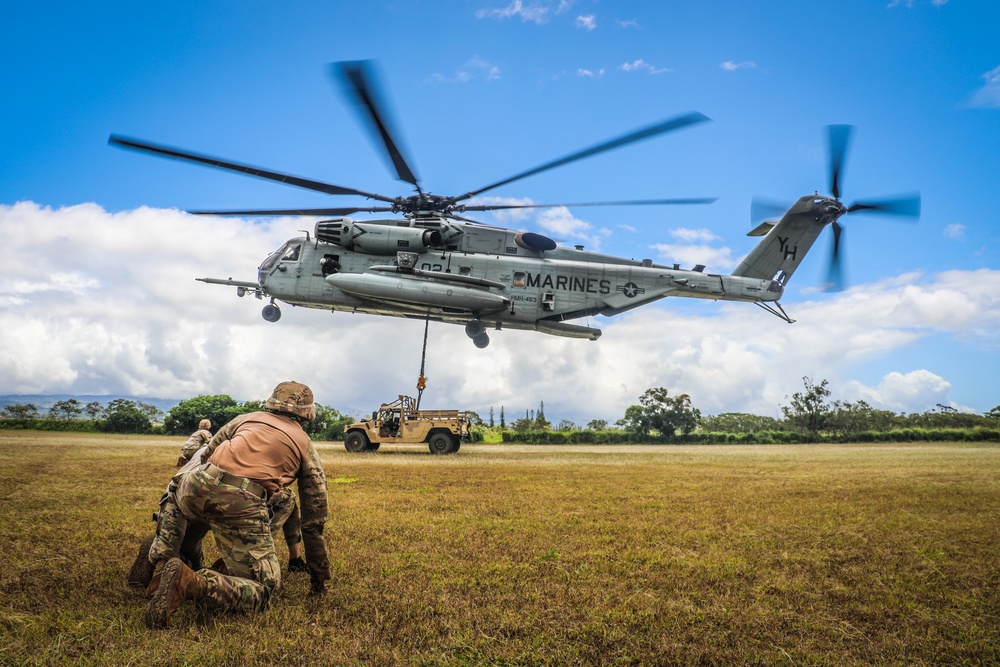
(847, 194, 920, 218)
(188, 206, 396, 217)
(455, 112, 711, 202)
(335, 61, 420, 189)
(750, 197, 790, 223)
(461, 197, 717, 212)
(824, 221, 845, 292)
(828, 124, 853, 200)
(108, 135, 395, 203)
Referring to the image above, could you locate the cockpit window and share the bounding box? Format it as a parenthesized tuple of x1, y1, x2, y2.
(260, 240, 302, 272)
(281, 242, 302, 262)
(260, 250, 281, 272)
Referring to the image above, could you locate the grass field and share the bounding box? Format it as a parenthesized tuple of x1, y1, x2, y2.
(0, 431, 998, 666)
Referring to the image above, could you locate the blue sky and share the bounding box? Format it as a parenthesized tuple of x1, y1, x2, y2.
(1, 0, 998, 422)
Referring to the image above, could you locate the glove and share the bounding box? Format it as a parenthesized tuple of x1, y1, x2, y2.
(287, 556, 309, 573)
(176, 456, 187, 467)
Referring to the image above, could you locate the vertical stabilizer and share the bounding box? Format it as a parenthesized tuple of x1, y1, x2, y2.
(731, 195, 832, 285)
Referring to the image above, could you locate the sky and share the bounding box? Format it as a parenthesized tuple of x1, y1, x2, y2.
(1, 0, 998, 424)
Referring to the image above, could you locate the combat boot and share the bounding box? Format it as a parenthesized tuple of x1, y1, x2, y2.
(127, 534, 156, 589)
(145, 560, 164, 598)
(144, 557, 208, 629)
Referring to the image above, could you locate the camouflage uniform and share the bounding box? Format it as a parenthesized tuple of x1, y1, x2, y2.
(147, 382, 329, 618)
(177, 420, 213, 467)
(146, 448, 302, 574)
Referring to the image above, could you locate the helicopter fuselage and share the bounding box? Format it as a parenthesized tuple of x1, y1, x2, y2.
(247, 217, 783, 344)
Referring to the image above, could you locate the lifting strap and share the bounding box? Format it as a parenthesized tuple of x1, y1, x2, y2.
(416, 317, 429, 410)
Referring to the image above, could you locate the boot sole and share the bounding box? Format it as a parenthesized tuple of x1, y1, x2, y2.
(127, 534, 156, 589)
(144, 558, 184, 629)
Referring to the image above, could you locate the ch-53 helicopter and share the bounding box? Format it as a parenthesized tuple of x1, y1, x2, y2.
(109, 61, 919, 348)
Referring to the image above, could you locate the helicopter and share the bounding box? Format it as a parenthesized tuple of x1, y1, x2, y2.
(109, 61, 919, 348)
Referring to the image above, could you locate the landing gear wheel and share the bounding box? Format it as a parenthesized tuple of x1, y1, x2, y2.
(428, 433, 455, 455)
(465, 320, 485, 338)
(473, 332, 490, 348)
(262, 304, 281, 322)
(344, 431, 370, 453)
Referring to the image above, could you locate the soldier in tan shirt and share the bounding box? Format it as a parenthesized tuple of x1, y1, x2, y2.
(145, 381, 330, 629)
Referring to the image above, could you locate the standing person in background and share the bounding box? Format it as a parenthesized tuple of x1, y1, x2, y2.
(145, 381, 330, 629)
(177, 419, 212, 467)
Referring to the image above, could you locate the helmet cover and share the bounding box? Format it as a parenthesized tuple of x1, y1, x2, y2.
(265, 381, 316, 421)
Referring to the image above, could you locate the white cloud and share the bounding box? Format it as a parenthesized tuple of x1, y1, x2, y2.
(720, 60, 757, 72)
(944, 223, 966, 240)
(616, 19, 639, 29)
(577, 68, 605, 78)
(649, 243, 736, 272)
(466, 196, 536, 223)
(476, 0, 572, 24)
(843, 370, 952, 413)
(576, 14, 596, 30)
(669, 227, 721, 243)
(621, 59, 670, 75)
(650, 228, 732, 271)
(535, 206, 610, 250)
(430, 58, 501, 84)
(888, 0, 948, 7)
(2, 203, 999, 422)
(969, 65, 1000, 109)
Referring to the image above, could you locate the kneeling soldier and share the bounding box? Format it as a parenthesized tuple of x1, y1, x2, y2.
(145, 381, 330, 628)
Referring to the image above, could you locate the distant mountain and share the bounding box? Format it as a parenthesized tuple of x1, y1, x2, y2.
(0, 394, 181, 416)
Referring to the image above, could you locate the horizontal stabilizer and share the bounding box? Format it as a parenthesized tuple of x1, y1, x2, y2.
(747, 221, 775, 237)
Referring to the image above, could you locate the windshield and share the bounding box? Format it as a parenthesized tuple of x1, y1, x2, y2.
(260, 240, 302, 272)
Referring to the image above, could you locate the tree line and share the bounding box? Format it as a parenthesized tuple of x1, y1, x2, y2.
(0, 394, 354, 441)
(473, 377, 1000, 444)
(2, 378, 998, 444)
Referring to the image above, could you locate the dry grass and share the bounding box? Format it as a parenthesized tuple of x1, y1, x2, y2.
(0, 431, 998, 665)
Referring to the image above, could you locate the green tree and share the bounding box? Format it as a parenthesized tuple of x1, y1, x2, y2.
(986, 406, 1000, 420)
(534, 401, 550, 430)
(1, 403, 39, 419)
(163, 395, 243, 435)
(557, 419, 576, 431)
(100, 398, 152, 434)
(138, 401, 165, 424)
(901, 405, 986, 429)
(781, 377, 832, 436)
(511, 414, 535, 433)
(49, 399, 83, 420)
(305, 404, 354, 442)
(499, 406, 505, 429)
(827, 400, 898, 435)
(465, 411, 484, 427)
(84, 401, 104, 420)
(617, 387, 701, 437)
(489, 406, 495, 428)
(699, 412, 781, 434)
(587, 419, 608, 430)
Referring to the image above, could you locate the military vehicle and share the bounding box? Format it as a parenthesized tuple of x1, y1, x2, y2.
(109, 62, 919, 347)
(343, 395, 469, 455)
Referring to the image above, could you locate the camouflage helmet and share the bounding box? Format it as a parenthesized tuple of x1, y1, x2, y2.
(265, 381, 316, 421)
(198, 419, 211, 430)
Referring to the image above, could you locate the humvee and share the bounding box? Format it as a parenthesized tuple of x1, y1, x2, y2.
(343, 395, 469, 455)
